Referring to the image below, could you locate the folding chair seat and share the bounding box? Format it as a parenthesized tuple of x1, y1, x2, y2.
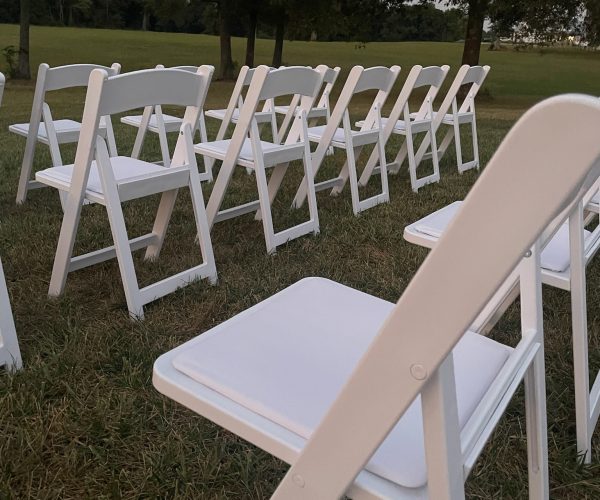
(153, 94, 600, 499)
(198, 65, 327, 254)
(405, 187, 600, 464)
(35, 66, 217, 319)
(10, 63, 121, 204)
(120, 65, 212, 180)
(355, 65, 450, 193)
(205, 66, 278, 141)
(272, 66, 341, 143)
(290, 65, 400, 215)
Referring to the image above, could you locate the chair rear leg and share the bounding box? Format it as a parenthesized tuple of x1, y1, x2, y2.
(524, 348, 549, 499)
(471, 115, 480, 170)
(454, 120, 464, 173)
(144, 189, 179, 261)
(254, 160, 277, 254)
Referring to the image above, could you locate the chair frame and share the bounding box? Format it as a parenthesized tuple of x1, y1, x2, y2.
(39, 67, 217, 319)
(357, 65, 450, 193)
(122, 65, 212, 180)
(155, 95, 600, 499)
(404, 175, 600, 467)
(273, 66, 341, 144)
(13, 63, 121, 204)
(0, 74, 23, 371)
(290, 65, 401, 214)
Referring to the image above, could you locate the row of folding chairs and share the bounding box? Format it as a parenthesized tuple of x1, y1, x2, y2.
(3, 63, 488, 321)
(152, 94, 600, 498)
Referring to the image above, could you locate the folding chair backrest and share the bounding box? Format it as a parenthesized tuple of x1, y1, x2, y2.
(72, 66, 214, 195)
(455, 64, 490, 112)
(312, 65, 401, 169)
(273, 94, 600, 498)
(410, 64, 450, 119)
(42, 63, 121, 91)
(318, 66, 340, 107)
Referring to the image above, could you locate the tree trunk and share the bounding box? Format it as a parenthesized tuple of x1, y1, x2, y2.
(461, 0, 487, 66)
(218, 0, 235, 80)
(142, 9, 149, 31)
(17, 0, 31, 80)
(272, 12, 285, 67)
(245, 8, 258, 67)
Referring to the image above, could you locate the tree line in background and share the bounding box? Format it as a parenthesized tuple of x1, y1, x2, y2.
(3, 0, 600, 81)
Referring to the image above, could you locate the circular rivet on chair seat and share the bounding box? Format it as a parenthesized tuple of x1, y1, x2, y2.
(293, 474, 305, 487)
(524, 250, 532, 258)
(410, 364, 427, 380)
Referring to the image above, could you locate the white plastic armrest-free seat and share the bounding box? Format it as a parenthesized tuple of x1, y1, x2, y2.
(36, 66, 217, 320)
(154, 95, 600, 499)
(11, 62, 121, 204)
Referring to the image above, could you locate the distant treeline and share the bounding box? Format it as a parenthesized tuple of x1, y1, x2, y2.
(0, 1, 467, 43)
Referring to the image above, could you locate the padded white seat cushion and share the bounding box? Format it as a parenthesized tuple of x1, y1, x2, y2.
(121, 113, 183, 128)
(9, 119, 82, 139)
(307, 125, 364, 145)
(36, 156, 168, 195)
(195, 138, 280, 162)
(172, 277, 511, 489)
(413, 201, 591, 273)
(205, 108, 239, 121)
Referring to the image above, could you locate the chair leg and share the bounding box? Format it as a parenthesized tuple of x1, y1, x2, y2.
(453, 120, 463, 173)
(198, 113, 214, 182)
(345, 145, 362, 215)
(0, 259, 22, 372)
(144, 189, 179, 261)
(437, 127, 454, 165)
(429, 124, 441, 184)
(524, 348, 549, 499)
(471, 116, 480, 170)
(254, 160, 277, 254)
(405, 131, 419, 193)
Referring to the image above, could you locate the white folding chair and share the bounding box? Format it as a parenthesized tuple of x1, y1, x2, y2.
(273, 66, 341, 144)
(197, 65, 326, 255)
(357, 65, 450, 193)
(35, 67, 217, 320)
(120, 65, 212, 180)
(10, 63, 121, 204)
(397, 65, 490, 180)
(291, 65, 401, 215)
(0, 258, 22, 372)
(153, 94, 600, 499)
(434, 65, 490, 173)
(404, 173, 600, 466)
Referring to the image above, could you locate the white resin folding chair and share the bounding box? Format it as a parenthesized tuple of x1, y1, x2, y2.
(356, 65, 449, 193)
(291, 65, 401, 215)
(272, 66, 341, 143)
(0, 258, 22, 372)
(10, 63, 121, 204)
(433, 65, 490, 173)
(153, 95, 600, 499)
(35, 67, 217, 319)
(120, 65, 212, 180)
(404, 180, 600, 465)
(197, 65, 326, 254)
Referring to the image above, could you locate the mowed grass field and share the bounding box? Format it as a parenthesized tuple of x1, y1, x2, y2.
(1, 23, 600, 498)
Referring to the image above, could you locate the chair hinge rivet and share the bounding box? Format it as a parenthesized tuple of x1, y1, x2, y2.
(524, 250, 532, 258)
(410, 364, 428, 380)
(293, 474, 305, 487)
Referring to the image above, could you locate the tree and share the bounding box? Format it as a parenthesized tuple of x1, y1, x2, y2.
(17, 0, 30, 80)
(244, 0, 261, 67)
(218, 0, 235, 79)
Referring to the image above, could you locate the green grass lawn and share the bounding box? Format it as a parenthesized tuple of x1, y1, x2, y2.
(1, 23, 600, 498)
